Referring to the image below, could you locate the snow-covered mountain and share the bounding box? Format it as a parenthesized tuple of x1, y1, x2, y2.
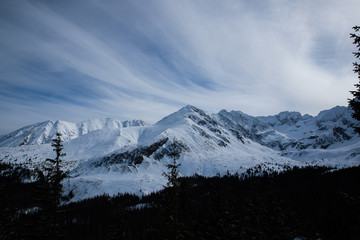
(0, 118, 148, 147)
(0, 105, 359, 201)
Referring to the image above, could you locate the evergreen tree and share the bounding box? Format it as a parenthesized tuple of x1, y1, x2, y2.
(163, 140, 181, 188)
(349, 26, 360, 134)
(45, 132, 67, 206)
(161, 139, 183, 239)
(41, 132, 67, 239)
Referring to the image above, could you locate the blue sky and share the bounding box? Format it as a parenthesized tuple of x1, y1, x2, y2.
(0, 0, 359, 134)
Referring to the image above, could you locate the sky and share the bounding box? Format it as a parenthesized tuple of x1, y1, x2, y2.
(0, 0, 359, 135)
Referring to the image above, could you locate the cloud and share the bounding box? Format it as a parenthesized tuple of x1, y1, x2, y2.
(146, 0, 358, 111)
(0, 0, 359, 134)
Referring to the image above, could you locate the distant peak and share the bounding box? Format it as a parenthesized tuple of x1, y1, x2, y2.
(154, 105, 209, 127)
(122, 119, 149, 127)
(277, 111, 302, 119)
(316, 106, 349, 122)
(181, 105, 200, 112)
(317, 106, 347, 116)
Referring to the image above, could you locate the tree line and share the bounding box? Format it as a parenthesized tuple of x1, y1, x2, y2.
(1, 154, 360, 239)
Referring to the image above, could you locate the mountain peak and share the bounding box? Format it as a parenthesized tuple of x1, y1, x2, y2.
(155, 105, 207, 126)
(1, 104, 359, 201)
(179, 105, 205, 114)
(0, 117, 148, 147)
(317, 106, 348, 121)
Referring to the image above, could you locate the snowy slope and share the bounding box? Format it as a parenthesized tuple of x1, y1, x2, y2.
(0, 105, 359, 201)
(0, 118, 148, 147)
(219, 106, 358, 160)
(66, 106, 300, 200)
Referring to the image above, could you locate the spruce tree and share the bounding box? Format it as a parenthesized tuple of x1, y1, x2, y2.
(349, 26, 360, 134)
(162, 139, 182, 239)
(41, 132, 67, 239)
(163, 141, 181, 188)
(45, 132, 67, 206)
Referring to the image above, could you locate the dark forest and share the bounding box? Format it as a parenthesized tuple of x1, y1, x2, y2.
(1, 162, 360, 240)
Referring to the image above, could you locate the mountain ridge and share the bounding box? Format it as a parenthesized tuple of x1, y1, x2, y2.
(0, 105, 359, 201)
(0, 118, 149, 147)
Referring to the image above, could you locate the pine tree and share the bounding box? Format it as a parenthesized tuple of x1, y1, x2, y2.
(45, 132, 67, 206)
(41, 132, 67, 239)
(349, 26, 360, 134)
(163, 140, 181, 188)
(161, 139, 183, 239)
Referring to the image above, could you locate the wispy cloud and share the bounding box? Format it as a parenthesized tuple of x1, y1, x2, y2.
(0, 0, 359, 134)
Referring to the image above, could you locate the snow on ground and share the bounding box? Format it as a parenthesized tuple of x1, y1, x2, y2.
(64, 158, 167, 202)
(1, 105, 359, 202)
